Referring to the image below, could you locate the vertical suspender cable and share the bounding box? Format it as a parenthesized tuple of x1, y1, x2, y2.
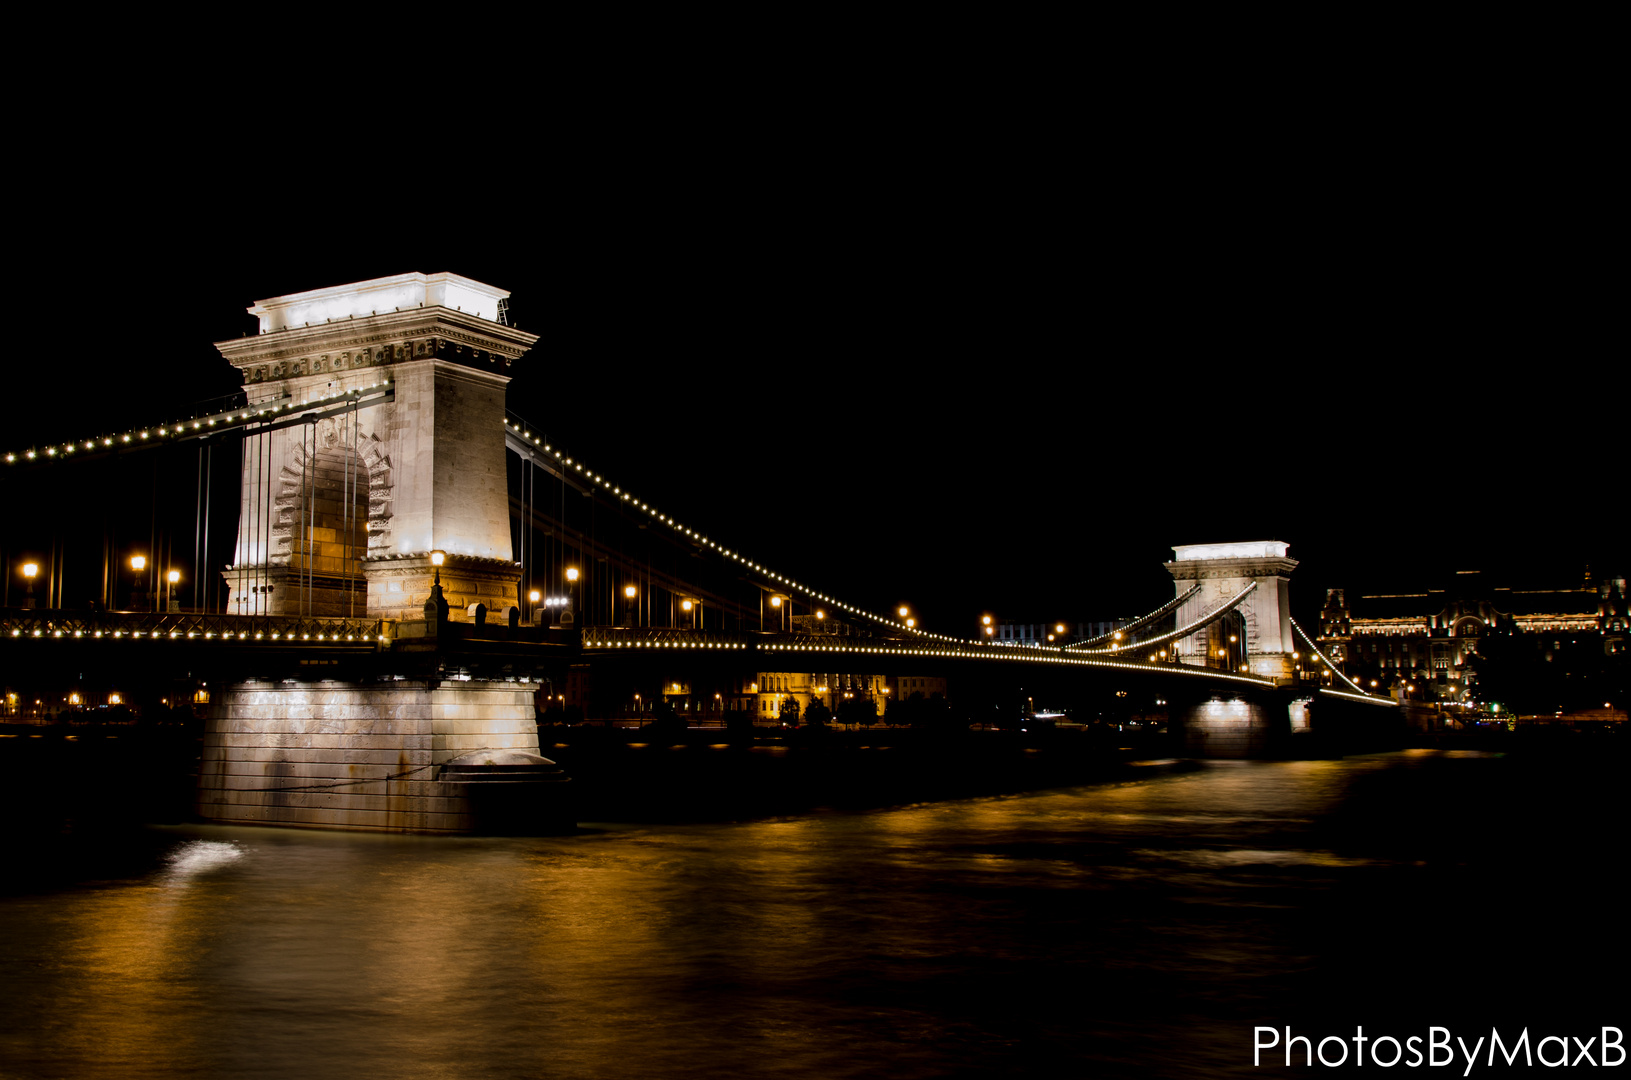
(148, 457, 158, 611)
(203, 441, 212, 614)
(250, 424, 261, 615)
(301, 421, 309, 617)
(240, 429, 250, 614)
(304, 421, 314, 617)
(263, 422, 271, 615)
(346, 400, 355, 618)
(195, 445, 204, 610)
(101, 459, 111, 609)
(250, 427, 260, 615)
(308, 421, 317, 617)
(264, 421, 273, 617)
(525, 454, 532, 620)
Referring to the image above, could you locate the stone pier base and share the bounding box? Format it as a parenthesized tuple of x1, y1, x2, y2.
(1173, 694, 1292, 758)
(198, 679, 550, 833)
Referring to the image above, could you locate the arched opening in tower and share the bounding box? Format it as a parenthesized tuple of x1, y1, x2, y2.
(289, 446, 370, 615)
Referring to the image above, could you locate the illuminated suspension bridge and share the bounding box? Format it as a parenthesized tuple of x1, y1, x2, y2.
(0, 272, 1392, 832)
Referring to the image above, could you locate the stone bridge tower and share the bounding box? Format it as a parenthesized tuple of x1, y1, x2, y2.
(1165, 541, 1299, 683)
(214, 272, 539, 622)
(200, 274, 551, 834)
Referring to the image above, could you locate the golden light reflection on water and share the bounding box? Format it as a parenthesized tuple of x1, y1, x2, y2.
(1, 752, 1587, 1079)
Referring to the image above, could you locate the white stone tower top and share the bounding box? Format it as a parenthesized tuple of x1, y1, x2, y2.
(1172, 541, 1289, 562)
(247, 272, 512, 334)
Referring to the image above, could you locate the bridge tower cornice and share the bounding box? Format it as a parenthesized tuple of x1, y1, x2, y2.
(1164, 555, 1299, 582)
(216, 306, 538, 403)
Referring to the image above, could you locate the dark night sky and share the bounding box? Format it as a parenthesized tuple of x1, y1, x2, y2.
(10, 130, 1618, 635)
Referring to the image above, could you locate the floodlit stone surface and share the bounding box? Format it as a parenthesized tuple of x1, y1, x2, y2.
(246, 272, 512, 332)
(1166, 541, 1300, 682)
(1177, 696, 1282, 758)
(216, 273, 536, 621)
(198, 679, 543, 833)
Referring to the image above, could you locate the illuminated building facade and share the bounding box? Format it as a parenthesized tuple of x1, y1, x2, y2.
(755, 670, 890, 720)
(1317, 569, 1627, 702)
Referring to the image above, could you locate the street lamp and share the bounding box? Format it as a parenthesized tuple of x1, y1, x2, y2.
(563, 567, 579, 627)
(423, 551, 448, 622)
(129, 554, 147, 611)
(21, 562, 38, 609)
(166, 569, 181, 613)
(623, 583, 638, 626)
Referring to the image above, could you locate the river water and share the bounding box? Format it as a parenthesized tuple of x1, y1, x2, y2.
(0, 749, 1620, 1078)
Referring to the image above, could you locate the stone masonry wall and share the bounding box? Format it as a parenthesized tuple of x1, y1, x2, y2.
(199, 680, 540, 833)
(1177, 696, 1286, 758)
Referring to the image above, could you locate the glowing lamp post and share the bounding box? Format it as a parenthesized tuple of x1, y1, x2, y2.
(423, 550, 448, 623)
(623, 583, 638, 627)
(21, 562, 38, 609)
(129, 554, 147, 611)
(562, 567, 579, 627)
(167, 569, 181, 613)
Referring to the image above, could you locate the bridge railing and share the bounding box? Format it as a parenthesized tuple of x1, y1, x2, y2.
(581, 627, 756, 650)
(1, 609, 391, 645)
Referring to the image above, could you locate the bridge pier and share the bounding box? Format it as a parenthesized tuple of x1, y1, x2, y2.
(1167, 688, 1305, 759)
(198, 677, 563, 833)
